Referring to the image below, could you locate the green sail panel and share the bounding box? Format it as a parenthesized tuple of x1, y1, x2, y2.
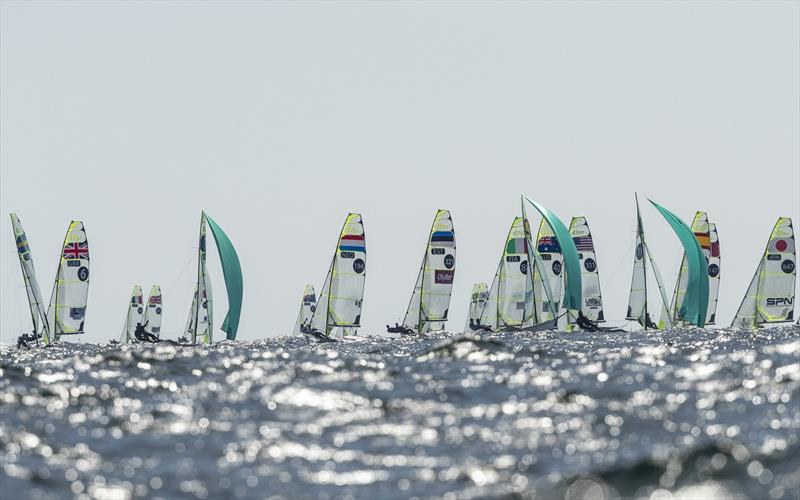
(522, 196, 582, 312)
(204, 213, 243, 340)
(649, 200, 709, 327)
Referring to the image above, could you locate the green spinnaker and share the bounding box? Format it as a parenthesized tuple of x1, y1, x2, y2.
(204, 213, 243, 340)
(648, 200, 709, 327)
(522, 196, 582, 311)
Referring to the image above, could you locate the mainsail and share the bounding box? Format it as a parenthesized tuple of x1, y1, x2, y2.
(309, 213, 366, 338)
(732, 217, 796, 329)
(707, 222, 721, 324)
(187, 214, 213, 344)
(569, 216, 604, 322)
(46, 221, 90, 343)
(533, 219, 564, 322)
(293, 285, 316, 336)
(10, 213, 50, 343)
(145, 285, 163, 336)
(464, 282, 489, 332)
(401, 210, 456, 333)
(625, 196, 672, 330)
(121, 285, 144, 343)
(479, 217, 535, 329)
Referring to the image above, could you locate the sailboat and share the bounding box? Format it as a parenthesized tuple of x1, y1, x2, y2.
(392, 210, 456, 335)
(627, 196, 709, 329)
(304, 213, 366, 341)
(292, 285, 316, 336)
(10, 214, 50, 346)
(46, 221, 90, 344)
(661, 212, 721, 327)
(121, 285, 144, 344)
(464, 282, 489, 332)
(145, 285, 163, 336)
(568, 216, 604, 323)
(184, 212, 243, 344)
(731, 217, 795, 329)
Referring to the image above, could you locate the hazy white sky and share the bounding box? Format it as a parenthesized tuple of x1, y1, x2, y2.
(1, 1, 798, 344)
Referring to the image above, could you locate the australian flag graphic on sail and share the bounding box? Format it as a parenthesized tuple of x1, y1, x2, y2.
(63, 242, 89, 260)
(537, 236, 561, 253)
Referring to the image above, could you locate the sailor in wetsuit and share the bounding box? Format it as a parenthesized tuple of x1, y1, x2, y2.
(16, 331, 38, 349)
(134, 321, 160, 343)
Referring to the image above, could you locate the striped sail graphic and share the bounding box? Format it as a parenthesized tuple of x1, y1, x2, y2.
(569, 216, 604, 322)
(46, 221, 90, 342)
(310, 213, 366, 337)
(480, 217, 535, 329)
(402, 210, 456, 333)
(465, 282, 489, 332)
(121, 285, 144, 343)
(533, 219, 564, 322)
(293, 285, 316, 336)
(732, 217, 796, 329)
(145, 285, 163, 336)
(10, 213, 50, 343)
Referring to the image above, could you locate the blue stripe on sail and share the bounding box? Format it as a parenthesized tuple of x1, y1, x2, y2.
(339, 245, 365, 252)
(431, 231, 454, 242)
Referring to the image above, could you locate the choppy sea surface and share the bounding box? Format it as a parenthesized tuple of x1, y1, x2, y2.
(1, 327, 799, 500)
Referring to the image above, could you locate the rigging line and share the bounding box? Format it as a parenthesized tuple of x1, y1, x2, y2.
(164, 246, 198, 299)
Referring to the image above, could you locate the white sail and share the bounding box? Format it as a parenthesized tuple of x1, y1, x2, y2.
(626, 199, 671, 330)
(706, 222, 721, 324)
(569, 216, 604, 322)
(732, 217, 796, 329)
(144, 285, 163, 336)
(662, 212, 714, 327)
(402, 210, 456, 333)
(184, 288, 198, 339)
(10, 213, 50, 342)
(187, 214, 213, 344)
(480, 217, 534, 329)
(121, 285, 144, 343)
(293, 285, 316, 336)
(309, 213, 366, 337)
(46, 221, 90, 342)
(464, 282, 488, 332)
(533, 219, 564, 322)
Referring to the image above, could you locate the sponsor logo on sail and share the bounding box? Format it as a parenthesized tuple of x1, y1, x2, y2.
(435, 269, 454, 284)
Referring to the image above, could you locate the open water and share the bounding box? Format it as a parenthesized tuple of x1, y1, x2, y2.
(1, 326, 799, 500)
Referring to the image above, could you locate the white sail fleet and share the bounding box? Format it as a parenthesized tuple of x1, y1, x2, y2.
(8, 196, 798, 347)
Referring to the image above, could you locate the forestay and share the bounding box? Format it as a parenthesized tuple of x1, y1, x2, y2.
(293, 285, 316, 336)
(10, 213, 50, 343)
(145, 285, 163, 336)
(122, 285, 144, 344)
(310, 213, 366, 337)
(46, 221, 90, 343)
(732, 217, 796, 329)
(569, 216, 604, 322)
(402, 210, 456, 333)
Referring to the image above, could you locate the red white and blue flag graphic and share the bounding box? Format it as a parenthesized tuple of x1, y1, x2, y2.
(63, 242, 89, 260)
(572, 236, 594, 252)
(340, 234, 365, 252)
(537, 236, 561, 253)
